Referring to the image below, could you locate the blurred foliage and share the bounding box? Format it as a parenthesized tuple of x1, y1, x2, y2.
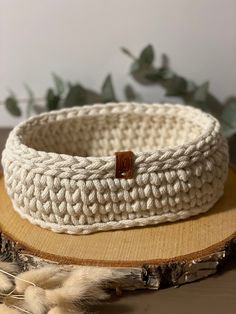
(2, 45, 236, 138)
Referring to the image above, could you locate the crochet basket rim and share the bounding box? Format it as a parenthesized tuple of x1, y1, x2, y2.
(5, 102, 220, 168)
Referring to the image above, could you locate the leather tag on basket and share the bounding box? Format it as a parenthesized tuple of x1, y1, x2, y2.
(115, 151, 134, 179)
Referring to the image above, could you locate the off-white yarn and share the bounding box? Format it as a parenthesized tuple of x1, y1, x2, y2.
(2, 103, 229, 234)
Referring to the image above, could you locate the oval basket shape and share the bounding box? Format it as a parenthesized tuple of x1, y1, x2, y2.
(1, 103, 229, 234)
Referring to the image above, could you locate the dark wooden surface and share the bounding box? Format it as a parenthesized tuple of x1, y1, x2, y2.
(1, 128, 236, 314)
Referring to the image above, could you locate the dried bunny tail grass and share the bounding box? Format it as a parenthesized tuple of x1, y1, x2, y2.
(46, 267, 124, 307)
(24, 286, 49, 314)
(0, 303, 21, 314)
(0, 273, 14, 292)
(1, 265, 125, 314)
(0, 262, 19, 275)
(23, 266, 125, 313)
(24, 285, 85, 314)
(0, 261, 20, 293)
(63, 267, 125, 288)
(15, 265, 69, 293)
(2, 291, 29, 314)
(46, 282, 109, 306)
(58, 267, 124, 304)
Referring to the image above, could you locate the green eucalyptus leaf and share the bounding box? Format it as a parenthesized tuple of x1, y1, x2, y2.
(225, 96, 236, 106)
(101, 74, 117, 102)
(121, 47, 131, 56)
(139, 44, 154, 67)
(52, 73, 65, 96)
(225, 128, 236, 137)
(165, 75, 187, 96)
(124, 84, 142, 101)
(186, 80, 197, 93)
(145, 67, 174, 82)
(46, 88, 60, 111)
(161, 68, 175, 80)
(24, 84, 34, 117)
(120, 47, 136, 60)
(86, 89, 102, 104)
(63, 84, 86, 107)
(222, 122, 236, 138)
(67, 82, 73, 89)
(130, 60, 141, 74)
(221, 100, 236, 129)
(192, 82, 209, 104)
(124, 85, 136, 101)
(145, 69, 163, 82)
(219, 98, 236, 137)
(161, 53, 169, 69)
(5, 96, 21, 117)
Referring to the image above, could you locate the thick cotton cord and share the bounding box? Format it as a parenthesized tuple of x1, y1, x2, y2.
(1, 103, 229, 234)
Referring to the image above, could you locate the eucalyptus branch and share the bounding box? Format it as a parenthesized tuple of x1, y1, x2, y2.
(1, 45, 235, 138)
(122, 44, 236, 137)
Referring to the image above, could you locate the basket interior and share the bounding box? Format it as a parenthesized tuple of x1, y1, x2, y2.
(22, 111, 203, 157)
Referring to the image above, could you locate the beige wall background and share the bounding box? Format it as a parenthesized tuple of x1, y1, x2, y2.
(0, 0, 236, 126)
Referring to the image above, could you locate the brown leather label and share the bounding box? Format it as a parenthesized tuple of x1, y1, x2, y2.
(115, 151, 134, 179)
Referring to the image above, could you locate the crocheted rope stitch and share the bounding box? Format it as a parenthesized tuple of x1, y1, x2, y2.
(2, 103, 229, 234)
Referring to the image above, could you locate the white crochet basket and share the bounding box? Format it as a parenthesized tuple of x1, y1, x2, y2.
(2, 103, 229, 234)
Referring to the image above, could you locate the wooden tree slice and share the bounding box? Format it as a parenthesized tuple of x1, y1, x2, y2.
(0, 169, 236, 289)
